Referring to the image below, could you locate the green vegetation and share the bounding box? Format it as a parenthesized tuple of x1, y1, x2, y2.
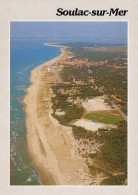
(73, 50, 125, 62)
(65, 42, 126, 59)
(72, 121, 127, 175)
(90, 66, 127, 114)
(59, 43, 127, 114)
(58, 43, 127, 114)
(88, 164, 112, 177)
(51, 85, 85, 126)
(97, 121, 127, 173)
(51, 82, 103, 126)
(61, 66, 89, 83)
(84, 112, 122, 124)
(100, 174, 126, 185)
(60, 67, 73, 82)
(72, 125, 95, 139)
(60, 63, 127, 114)
(52, 83, 102, 100)
(72, 125, 101, 140)
(63, 43, 126, 62)
(88, 153, 98, 159)
(52, 105, 84, 126)
(87, 121, 127, 184)
(104, 98, 113, 107)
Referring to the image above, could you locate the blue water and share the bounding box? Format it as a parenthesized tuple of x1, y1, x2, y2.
(10, 40, 61, 185)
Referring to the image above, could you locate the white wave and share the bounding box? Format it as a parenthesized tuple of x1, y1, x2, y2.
(18, 154, 28, 169)
(31, 170, 42, 184)
(10, 144, 14, 153)
(19, 64, 33, 74)
(16, 85, 27, 92)
(10, 107, 19, 112)
(11, 132, 16, 142)
(13, 159, 16, 166)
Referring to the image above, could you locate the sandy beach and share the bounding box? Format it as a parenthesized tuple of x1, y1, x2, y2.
(23, 46, 94, 185)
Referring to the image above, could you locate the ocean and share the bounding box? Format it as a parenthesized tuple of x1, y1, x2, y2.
(10, 39, 61, 185)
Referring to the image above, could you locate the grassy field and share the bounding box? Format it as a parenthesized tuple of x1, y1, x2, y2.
(84, 112, 122, 124)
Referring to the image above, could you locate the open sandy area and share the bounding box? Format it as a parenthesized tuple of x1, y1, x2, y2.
(73, 119, 116, 131)
(73, 119, 107, 131)
(55, 110, 65, 116)
(82, 96, 111, 112)
(23, 46, 98, 185)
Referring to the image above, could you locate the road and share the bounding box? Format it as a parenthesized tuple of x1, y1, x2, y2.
(50, 66, 62, 83)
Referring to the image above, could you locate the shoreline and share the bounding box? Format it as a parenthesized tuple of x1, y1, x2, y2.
(23, 44, 93, 185)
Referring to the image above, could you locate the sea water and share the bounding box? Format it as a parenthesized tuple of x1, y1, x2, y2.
(10, 39, 61, 185)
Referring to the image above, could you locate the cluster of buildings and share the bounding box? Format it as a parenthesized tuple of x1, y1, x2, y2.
(54, 58, 108, 68)
(67, 96, 84, 105)
(76, 138, 101, 157)
(57, 86, 81, 95)
(54, 57, 125, 70)
(55, 58, 91, 67)
(106, 63, 125, 69)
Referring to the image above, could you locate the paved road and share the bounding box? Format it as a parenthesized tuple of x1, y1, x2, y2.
(50, 66, 62, 83)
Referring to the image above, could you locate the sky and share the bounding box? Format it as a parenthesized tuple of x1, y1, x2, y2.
(10, 22, 127, 43)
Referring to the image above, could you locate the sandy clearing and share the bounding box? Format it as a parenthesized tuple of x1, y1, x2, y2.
(55, 110, 65, 116)
(82, 96, 111, 112)
(73, 119, 117, 131)
(73, 119, 107, 131)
